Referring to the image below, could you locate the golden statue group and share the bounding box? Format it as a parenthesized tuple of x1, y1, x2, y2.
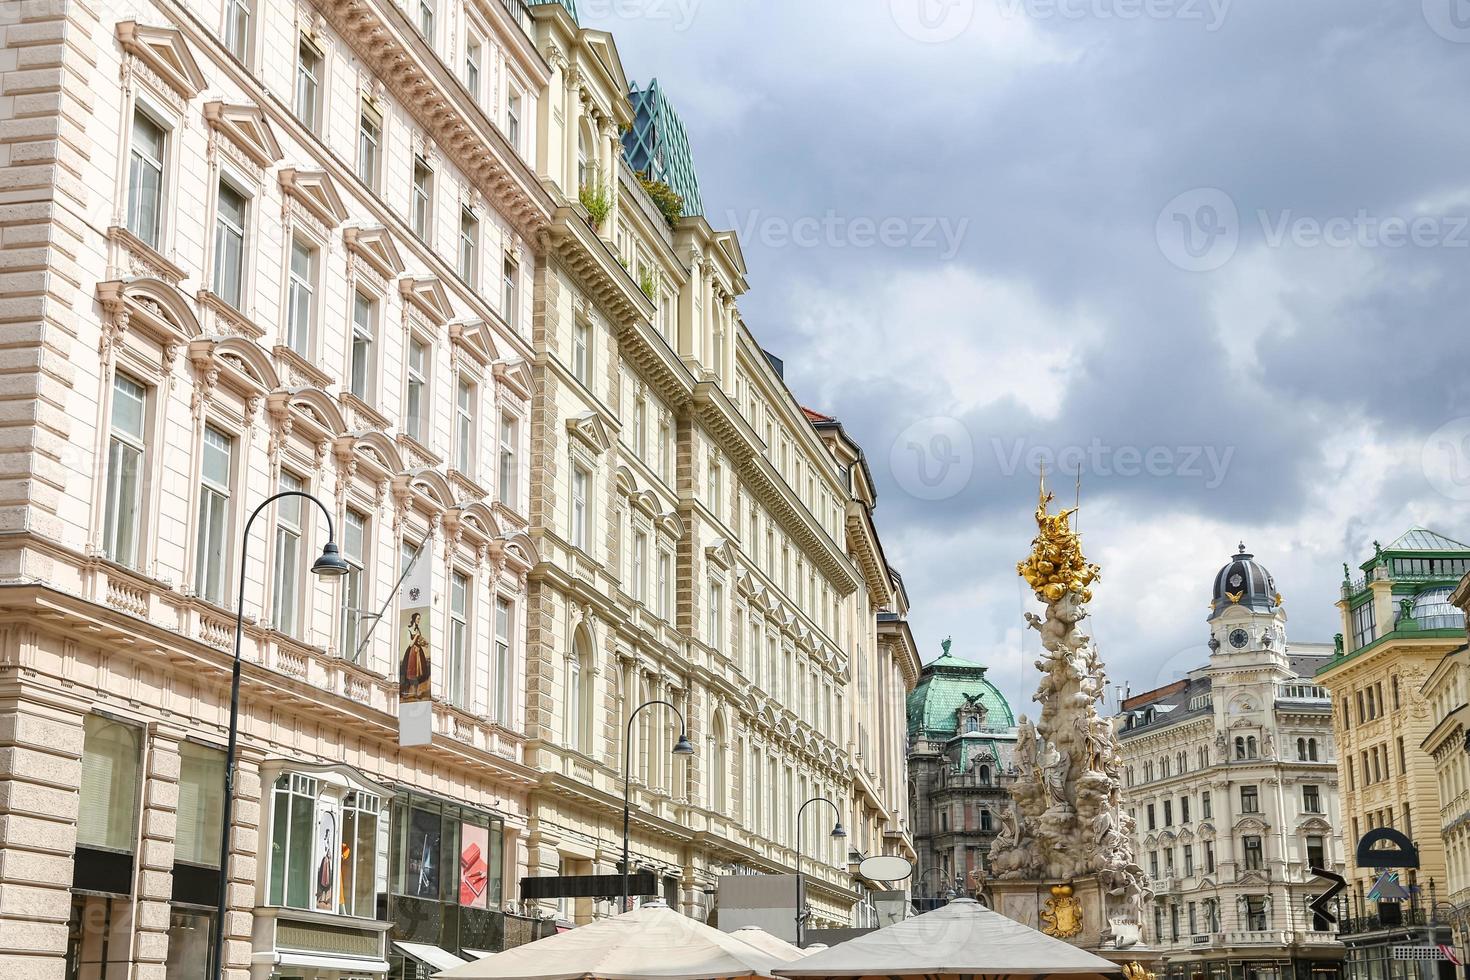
(986, 478, 1154, 969)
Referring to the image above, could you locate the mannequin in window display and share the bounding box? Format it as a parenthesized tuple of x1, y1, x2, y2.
(315, 814, 336, 911)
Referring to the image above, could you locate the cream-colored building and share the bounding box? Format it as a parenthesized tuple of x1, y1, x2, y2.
(1116, 547, 1344, 980)
(1317, 529, 1470, 977)
(516, 3, 918, 933)
(1422, 570, 1470, 962)
(0, 0, 916, 976)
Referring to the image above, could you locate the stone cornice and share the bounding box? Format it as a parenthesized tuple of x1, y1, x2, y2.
(542, 205, 653, 326)
(308, 0, 555, 242)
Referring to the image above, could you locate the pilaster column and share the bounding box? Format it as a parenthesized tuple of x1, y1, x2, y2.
(134, 724, 188, 980)
(222, 749, 265, 980)
(0, 678, 87, 980)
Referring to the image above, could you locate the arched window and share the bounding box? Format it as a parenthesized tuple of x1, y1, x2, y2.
(1247, 736, 1258, 759)
(978, 764, 991, 785)
(965, 715, 979, 733)
(1309, 738, 1319, 762)
(568, 627, 595, 753)
(1297, 737, 1306, 761)
(1235, 736, 1246, 760)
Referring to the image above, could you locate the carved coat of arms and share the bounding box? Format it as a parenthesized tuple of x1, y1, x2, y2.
(1040, 883, 1083, 939)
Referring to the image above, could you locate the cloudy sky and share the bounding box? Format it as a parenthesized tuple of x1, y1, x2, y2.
(581, 0, 1470, 715)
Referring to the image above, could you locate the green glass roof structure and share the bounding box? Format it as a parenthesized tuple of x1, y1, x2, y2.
(524, 0, 577, 20)
(622, 79, 703, 217)
(906, 650, 1016, 740)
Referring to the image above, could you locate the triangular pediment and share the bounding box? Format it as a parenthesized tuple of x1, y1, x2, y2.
(279, 168, 349, 226)
(705, 538, 736, 571)
(343, 226, 406, 279)
(399, 276, 454, 326)
(203, 102, 283, 168)
(493, 359, 534, 401)
(116, 21, 206, 99)
(566, 412, 613, 454)
(449, 320, 498, 366)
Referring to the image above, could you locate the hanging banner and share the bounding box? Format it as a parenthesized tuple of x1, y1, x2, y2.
(399, 540, 433, 747)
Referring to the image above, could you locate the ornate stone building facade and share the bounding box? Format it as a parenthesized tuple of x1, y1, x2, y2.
(0, 1, 916, 979)
(516, 6, 918, 929)
(1316, 529, 1470, 976)
(1116, 547, 1344, 980)
(905, 644, 1017, 907)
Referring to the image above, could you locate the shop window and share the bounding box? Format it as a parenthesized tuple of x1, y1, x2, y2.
(76, 715, 142, 895)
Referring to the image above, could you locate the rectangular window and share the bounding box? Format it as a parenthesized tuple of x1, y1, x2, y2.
(411, 158, 432, 241)
(349, 291, 376, 400)
(631, 531, 647, 602)
(222, 0, 250, 59)
(1352, 601, 1376, 650)
(1204, 839, 1215, 873)
(213, 181, 247, 308)
(340, 509, 366, 660)
(194, 426, 233, 604)
(1180, 796, 1190, 824)
(494, 597, 512, 723)
(1306, 834, 1325, 870)
(78, 715, 142, 853)
(708, 581, 723, 651)
(572, 321, 590, 384)
(658, 552, 671, 619)
(295, 37, 322, 131)
(286, 238, 316, 356)
(497, 414, 517, 510)
(506, 90, 521, 149)
(571, 465, 588, 550)
(1241, 785, 1259, 813)
(1242, 835, 1263, 870)
(465, 37, 481, 100)
(633, 399, 647, 459)
(175, 741, 225, 867)
(458, 207, 478, 286)
(271, 471, 304, 636)
(417, 0, 433, 38)
(357, 101, 381, 190)
(1163, 800, 1173, 826)
(455, 377, 474, 473)
(1182, 843, 1193, 877)
(1246, 895, 1267, 930)
(707, 458, 721, 513)
(103, 373, 147, 566)
(339, 791, 380, 917)
(268, 772, 320, 908)
(502, 256, 518, 329)
(1201, 791, 1212, 819)
(127, 111, 166, 248)
(448, 570, 468, 707)
(406, 338, 429, 440)
(1303, 784, 1321, 813)
(1146, 804, 1156, 831)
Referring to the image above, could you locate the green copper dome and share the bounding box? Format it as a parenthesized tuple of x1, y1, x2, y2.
(906, 646, 1016, 740)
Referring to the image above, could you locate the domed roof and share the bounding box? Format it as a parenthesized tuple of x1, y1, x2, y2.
(1407, 586, 1468, 631)
(906, 646, 1016, 740)
(1210, 543, 1281, 621)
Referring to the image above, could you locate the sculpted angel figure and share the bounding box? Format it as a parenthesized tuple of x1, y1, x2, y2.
(1041, 741, 1071, 810)
(1015, 717, 1039, 775)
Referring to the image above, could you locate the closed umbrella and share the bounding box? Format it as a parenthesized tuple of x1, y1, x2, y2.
(437, 900, 786, 980)
(774, 899, 1123, 979)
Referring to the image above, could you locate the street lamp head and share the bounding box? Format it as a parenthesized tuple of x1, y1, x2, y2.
(672, 732, 695, 755)
(829, 821, 847, 839)
(311, 541, 352, 577)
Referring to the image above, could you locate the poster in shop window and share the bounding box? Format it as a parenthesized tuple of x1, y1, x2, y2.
(399, 540, 433, 747)
(458, 823, 490, 909)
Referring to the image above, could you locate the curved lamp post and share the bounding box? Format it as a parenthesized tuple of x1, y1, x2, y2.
(622, 699, 694, 913)
(209, 491, 348, 980)
(794, 797, 846, 946)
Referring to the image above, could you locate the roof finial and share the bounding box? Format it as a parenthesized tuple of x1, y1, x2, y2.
(941, 636, 952, 657)
(1237, 541, 1246, 554)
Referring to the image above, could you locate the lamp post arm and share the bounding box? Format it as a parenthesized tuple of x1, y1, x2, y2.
(210, 491, 336, 980)
(621, 698, 688, 913)
(794, 796, 841, 946)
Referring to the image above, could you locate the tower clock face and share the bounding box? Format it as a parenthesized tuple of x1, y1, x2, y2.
(1228, 628, 1250, 649)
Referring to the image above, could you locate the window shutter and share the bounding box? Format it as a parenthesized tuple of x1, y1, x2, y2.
(78, 716, 142, 852)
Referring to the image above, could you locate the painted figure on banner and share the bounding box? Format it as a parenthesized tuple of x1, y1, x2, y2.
(401, 611, 431, 701)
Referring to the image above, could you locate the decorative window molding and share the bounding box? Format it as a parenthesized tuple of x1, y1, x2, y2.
(343, 226, 405, 281)
(278, 168, 349, 227)
(398, 275, 454, 327)
(116, 21, 206, 100)
(492, 359, 533, 401)
(203, 101, 283, 169)
(566, 411, 613, 454)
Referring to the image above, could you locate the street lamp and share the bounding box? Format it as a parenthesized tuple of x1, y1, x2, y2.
(622, 699, 694, 913)
(794, 797, 846, 947)
(209, 491, 347, 980)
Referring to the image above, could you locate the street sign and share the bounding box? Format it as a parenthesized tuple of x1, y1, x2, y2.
(1369, 871, 1410, 901)
(1307, 866, 1346, 924)
(1356, 828, 1420, 870)
(520, 872, 658, 900)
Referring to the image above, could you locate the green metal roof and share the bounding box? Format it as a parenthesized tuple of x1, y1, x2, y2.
(905, 651, 1016, 739)
(622, 79, 703, 217)
(525, 0, 577, 21)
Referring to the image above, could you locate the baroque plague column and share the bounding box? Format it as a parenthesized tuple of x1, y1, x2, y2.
(987, 483, 1157, 974)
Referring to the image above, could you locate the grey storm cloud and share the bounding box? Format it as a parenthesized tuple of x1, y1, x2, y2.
(583, 0, 1470, 711)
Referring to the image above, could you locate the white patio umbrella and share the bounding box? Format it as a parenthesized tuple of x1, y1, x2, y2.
(728, 926, 811, 962)
(773, 899, 1123, 980)
(436, 900, 787, 980)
